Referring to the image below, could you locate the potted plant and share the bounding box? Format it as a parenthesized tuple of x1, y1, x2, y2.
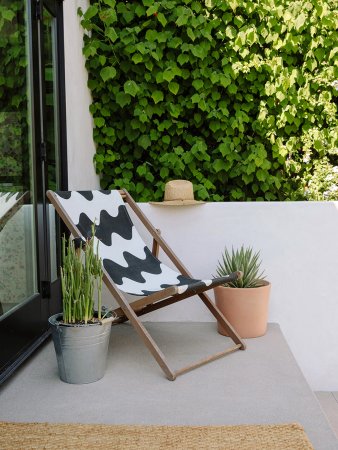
(48, 230, 115, 384)
(213, 245, 271, 338)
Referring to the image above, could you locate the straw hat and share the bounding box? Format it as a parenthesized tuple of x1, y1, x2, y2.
(150, 180, 205, 206)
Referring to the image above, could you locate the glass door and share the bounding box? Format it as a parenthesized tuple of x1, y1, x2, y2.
(34, 0, 66, 314)
(0, 0, 66, 383)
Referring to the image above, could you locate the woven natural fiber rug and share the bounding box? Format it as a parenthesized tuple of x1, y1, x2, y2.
(0, 422, 314, 450)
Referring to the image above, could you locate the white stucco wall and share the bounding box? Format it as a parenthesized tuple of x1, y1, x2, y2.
(63, 0, 100, 190)
(134, 202, 338, 392)
(63, 6, 338, 391)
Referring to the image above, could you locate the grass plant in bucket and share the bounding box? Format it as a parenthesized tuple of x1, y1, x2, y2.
(213, 246, 271, 338)
(49, 227, 115, 384)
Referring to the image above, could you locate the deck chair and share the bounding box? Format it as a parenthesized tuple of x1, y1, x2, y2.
(47, 189, 246, 380)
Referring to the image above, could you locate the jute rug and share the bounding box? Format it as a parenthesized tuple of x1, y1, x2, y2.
(0, 422, 314, 449)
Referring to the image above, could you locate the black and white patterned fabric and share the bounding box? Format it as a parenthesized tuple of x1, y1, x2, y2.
(54, 190, 229, 296)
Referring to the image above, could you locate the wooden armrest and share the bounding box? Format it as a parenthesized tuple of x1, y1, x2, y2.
(152, 228, 161, 257)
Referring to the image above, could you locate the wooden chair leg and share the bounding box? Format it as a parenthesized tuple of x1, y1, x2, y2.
(198, 291, 246, 350)
(105, 281, 176, 380)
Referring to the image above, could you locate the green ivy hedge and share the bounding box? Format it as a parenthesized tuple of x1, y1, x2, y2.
(80, 0, 338, 201)
(0, 1, 28, 188)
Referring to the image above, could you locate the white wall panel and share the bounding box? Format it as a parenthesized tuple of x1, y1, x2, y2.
(130, 202, 338, 391)
(63, 0, 100, 190)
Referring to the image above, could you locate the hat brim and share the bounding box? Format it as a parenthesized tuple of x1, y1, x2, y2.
(149, 199, 205, 206)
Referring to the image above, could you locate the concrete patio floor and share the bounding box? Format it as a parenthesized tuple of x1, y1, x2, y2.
(0, 322, 337, 449)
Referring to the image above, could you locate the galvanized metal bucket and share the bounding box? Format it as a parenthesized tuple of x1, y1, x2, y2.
(48, 313, 114, 384)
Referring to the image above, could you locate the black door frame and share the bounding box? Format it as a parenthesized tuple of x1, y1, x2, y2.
(0, 0, 67, 384)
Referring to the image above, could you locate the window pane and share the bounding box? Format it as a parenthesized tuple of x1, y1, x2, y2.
(0, 0, 37, 318)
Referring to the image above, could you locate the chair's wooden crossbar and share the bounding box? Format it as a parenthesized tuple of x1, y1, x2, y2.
(112, 271, 241, 320)
(174, 344, 242, 378)
(113, 288, 197, 322)
(47, 189, 246, 381)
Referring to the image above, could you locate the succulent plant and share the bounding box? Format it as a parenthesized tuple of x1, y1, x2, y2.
(216, 245, 266, 288)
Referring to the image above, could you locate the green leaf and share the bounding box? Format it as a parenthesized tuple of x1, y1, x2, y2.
(99, 9, 117, 25)
(256, 169, 266, 182)
(102, 0, 116, 6)
(139, 113, 148, 123)
(187, 28, 196, 41)
(160, 167, 169, 178)
(135, 42, 147, 56)
(145, 29, 157, 42)
(169, 103, 181, 118)
(135, 5, 146, 16)
(168, 37, 183, 49)
(100, 66, 117, 82)
(151, 90, 164, 103)
(191, 45, 207, 59)
(146, 5, 158, 15)
(115, 92, 131, 107)
(138, 135, 151, 149)
(132, 53, 143, 64)
(177, 54, 189, 65)
(163, 70, 176, 82)
(84, 5, 98, 20)
(228, 84, 237, 94)
(176, 14, 189, 27)
(294, 13, 307, 31)
(155, 72, 164, 85)
(105, 27, 118, 43)
(157, 13, 167, 26)
(225, 26, 236, 39)
(104, 128, 115, 137)
(219, 75, 231, 88)
(99, 55, 106, 66)
(124, 80, 139, 97)
(83, 45, 97, 58)
(168, 82, 179, 95)
(191, 93, 200, 103)
(2, 9, 15, 21)
(214, 159, 226, 172)
(94, 117, 105, 128)
(192, 79, 203, 90)
(137, 165, 147, 176)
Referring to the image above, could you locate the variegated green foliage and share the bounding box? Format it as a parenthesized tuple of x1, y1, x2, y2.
(80, 0, 338, 201)
(216, 246, 266, 288)
(0, 1, 28, 185)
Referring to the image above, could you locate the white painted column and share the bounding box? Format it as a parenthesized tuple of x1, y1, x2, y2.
(63, 0, 100, 190)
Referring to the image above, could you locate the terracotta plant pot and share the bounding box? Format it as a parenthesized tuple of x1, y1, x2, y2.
(214, 281, 271, 338)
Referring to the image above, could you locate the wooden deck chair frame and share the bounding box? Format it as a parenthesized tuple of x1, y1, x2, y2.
(47, 189, 246, 381)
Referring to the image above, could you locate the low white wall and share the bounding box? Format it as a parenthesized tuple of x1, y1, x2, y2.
(63, 0, 100, 190)
(130, 202, 338, 392)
